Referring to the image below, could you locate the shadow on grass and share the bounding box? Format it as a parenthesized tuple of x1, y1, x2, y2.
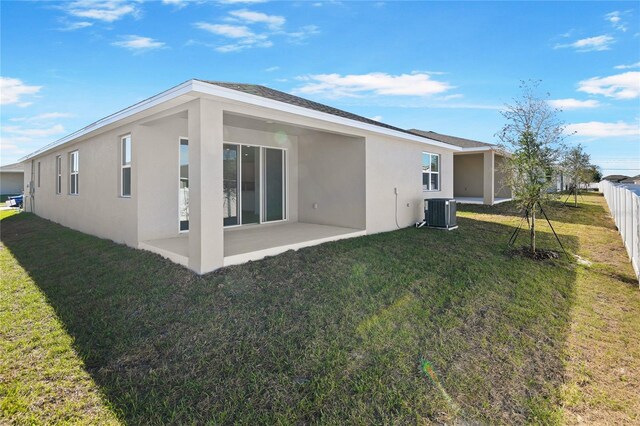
(1, 212, 578, 424)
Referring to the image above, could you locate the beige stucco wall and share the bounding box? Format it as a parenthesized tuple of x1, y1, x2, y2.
(494, 154, 512, 198)
(136, 115, 188, 241)
(453, 153, 484, 198)
(298, 133, 365, 229)
(1, 172, 23, 195)
(365, 135, 454, 234)
(23, 124, 139, 246)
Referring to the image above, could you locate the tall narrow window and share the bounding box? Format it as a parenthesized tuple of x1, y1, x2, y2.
(69, 151, 79, 195)
(55, 155, 62, 194)
(121, 135, 131, 197)
(422, 152, 440, 191)
(179, 138, 189, 231)
(37, 162, 41, 187)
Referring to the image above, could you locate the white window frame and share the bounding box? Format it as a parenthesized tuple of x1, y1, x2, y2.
(55, 155, 62, 194)
(69, 150, 79, 195)
(422, 152, 440, 192)
(223, 142, 288, 229)
(121, 134, 132, 197)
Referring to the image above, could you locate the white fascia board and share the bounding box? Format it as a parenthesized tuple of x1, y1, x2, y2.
(190, 80, 462, 151)
(21, 80, 195, 161)
(458, 146, 493, 152)
(21, 79, 461, 161)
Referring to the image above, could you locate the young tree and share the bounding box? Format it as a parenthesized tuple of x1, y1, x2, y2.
(562, 144, 591, 207)
(586, 164, 602, 184)
(498, 81, 569, 254)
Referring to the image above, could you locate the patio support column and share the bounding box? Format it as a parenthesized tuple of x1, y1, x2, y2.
(483, 150, 495, 205)
(188, 98, 224, 274)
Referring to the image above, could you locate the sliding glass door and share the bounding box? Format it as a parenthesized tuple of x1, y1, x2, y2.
(223, 143, 286, 227)
(241, 146, 260, 225)
(223, 145, 239, 226)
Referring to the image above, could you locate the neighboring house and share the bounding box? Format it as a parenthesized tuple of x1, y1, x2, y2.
(602, 175, 630, 183)
(0, 162, 24, 201)
(408, 130, 512, 205)
(620, 175, 640, 185)
(21, 79, 464, 274)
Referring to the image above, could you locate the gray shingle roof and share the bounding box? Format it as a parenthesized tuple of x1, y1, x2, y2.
(602, 175, 630, 182)
(199, 80, 424, 138)
(407, 129, 495, 149)
(0, 162, 24, 172)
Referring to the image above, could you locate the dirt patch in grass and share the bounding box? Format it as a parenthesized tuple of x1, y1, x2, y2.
(510, 246, 561, 260)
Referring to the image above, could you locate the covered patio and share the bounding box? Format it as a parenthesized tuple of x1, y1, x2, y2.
(136, 100, 367, 273)
(454, 150, 512, 205)
(139, 222, 366, 270)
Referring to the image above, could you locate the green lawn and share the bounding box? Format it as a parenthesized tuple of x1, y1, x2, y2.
(1, 193, 638, 424)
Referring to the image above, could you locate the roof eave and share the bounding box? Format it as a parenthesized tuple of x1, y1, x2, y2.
(21, 79, 462, 161)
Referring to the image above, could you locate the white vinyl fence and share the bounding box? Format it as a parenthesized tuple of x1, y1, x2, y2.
(599, 180, 640, 285)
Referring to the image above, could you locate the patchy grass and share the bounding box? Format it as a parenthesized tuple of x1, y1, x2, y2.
(1, 193, 638, 424)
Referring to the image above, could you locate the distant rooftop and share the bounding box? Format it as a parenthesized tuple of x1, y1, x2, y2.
(0, 163, 24, 173)
(602, 175, 630, 183)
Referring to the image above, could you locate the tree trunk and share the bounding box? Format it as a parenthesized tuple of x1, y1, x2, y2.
(530, 205, 536, 254)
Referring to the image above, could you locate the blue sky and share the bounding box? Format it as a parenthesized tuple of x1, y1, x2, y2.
(2, 0, 639, 175)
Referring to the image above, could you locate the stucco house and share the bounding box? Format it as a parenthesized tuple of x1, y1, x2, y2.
(21, 79, 466, 274)
(408, 130, 512, 205)
(0, 162, 24, 201)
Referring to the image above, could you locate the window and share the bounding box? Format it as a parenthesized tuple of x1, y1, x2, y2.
(37, 162, 41, 187)
(56, 156, 62, 194)
(69, 151, 79, 195)
(422, 152, 440, 191)
(121, 135, 131, 197)
(179, 138, 189, 231)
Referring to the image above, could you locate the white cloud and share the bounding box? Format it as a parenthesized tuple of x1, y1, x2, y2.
(63, 1, 139, 22)
(0, 77, 42, 106)
(195, 23, 254, 38)
(112, 35, 166, 52)
(264, 66, 280, 72)
(3, 124, 66, 138)
(194, 22, 272, 52)
(228, 9, 285, 30)
(614, 61, 640, 70)
(566, 121, 639, 138)
(369, 115, 383, 122)
(162, 0, 188, 8)
(578, 71, 640, 100)
(554, 35, 614, 52)
(293, 72, 453, 98)
(547, 98, 601, 109)
(59, 21, 93, 31)
(605, 11, 628, 32)
(286, 25, 320, 41)
(194, 9, 318, 52)
(9, 112, 74, 123)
